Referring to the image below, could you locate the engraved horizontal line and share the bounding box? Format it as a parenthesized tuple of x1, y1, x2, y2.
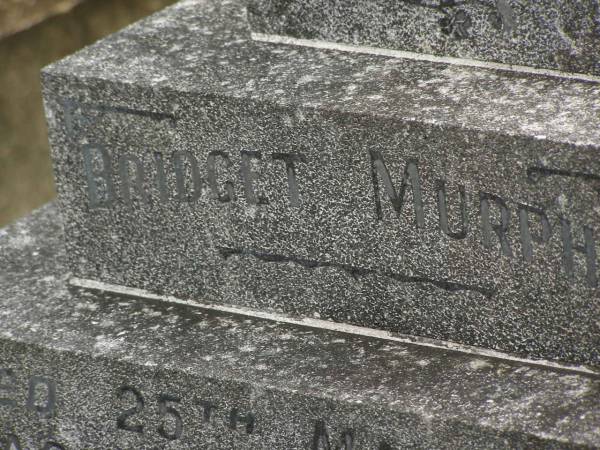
(217, 246, 496, 298)
(63, 98, 178, 126)
(527, 166, 600, 184)
(69, 277, 599, 377)
(251, 32, 600, 84)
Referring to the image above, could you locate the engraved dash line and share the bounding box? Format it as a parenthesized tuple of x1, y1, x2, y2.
(62, 98, 178, 131)
(527, 166, 600, 184)
(217, 246, 496, 298)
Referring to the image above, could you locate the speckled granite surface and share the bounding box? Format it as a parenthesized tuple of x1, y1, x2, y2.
(0, 204, 599, 448)
(248, 0, 600, 77)
(41, 0, 600, 368)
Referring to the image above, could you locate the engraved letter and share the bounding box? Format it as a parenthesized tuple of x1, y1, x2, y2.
(437, 180, 468, 239)
(479, 192, 513, 258)
(272, 152, 307, 207)
(198, 400, 217, 423)
(154, 152, 169, 203)
(518, 204, 551, 263)
(117, 385, 144, 434)
(173, 151, 202, 203)
(0, 368, 17, 407)
(157, 394, 183, 440)
(26, 376, 56, 418)
(561, 218, 597, 288)
(241, 151, 269, 205)
(312, 420, 353, 450)
(229, 408, 255, 434)
(118, 155, 147, 206)
(369, 151, 424, 228)
(82, 144, 115, 208)
(207, 151, 235, 203)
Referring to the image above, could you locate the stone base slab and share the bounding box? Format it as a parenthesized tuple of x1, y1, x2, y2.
(0, 204, 598, 448)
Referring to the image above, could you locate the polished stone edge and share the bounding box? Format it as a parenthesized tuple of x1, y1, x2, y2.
(247, 0, 600, 77)
(70, 276, 599, 378)
(0, 204, 599, 448)
(251, 32, 600, 84)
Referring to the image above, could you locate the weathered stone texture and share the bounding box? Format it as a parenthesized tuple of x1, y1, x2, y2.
(42, 0, 600, 367)
(0, 204, 598, 448)
(248, 0, 600, 76)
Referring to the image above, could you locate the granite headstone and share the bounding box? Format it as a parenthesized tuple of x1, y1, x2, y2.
(1, 0, 599, 447)
(42, 0, 600, 367)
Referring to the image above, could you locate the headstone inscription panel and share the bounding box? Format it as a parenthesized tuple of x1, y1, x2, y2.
(43, 0, 600, 367)
(248, 0, 600, 77)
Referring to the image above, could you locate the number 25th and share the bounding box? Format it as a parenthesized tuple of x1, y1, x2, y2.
(116, 386, 183, 441)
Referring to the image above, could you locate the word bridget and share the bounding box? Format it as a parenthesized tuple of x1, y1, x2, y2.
(83, 144, 306, 208)
(82, 145, 598, 288)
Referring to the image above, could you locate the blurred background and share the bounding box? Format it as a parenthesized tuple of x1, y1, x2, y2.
(0, 0, 176, 226)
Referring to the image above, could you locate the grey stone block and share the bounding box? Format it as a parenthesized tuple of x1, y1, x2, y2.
(248, 0, 600, 77)
(42, 0, 600, 367)
(1, 204, 599, 449)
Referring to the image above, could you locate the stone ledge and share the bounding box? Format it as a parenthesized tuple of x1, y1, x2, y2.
(247, 0, 600, 77)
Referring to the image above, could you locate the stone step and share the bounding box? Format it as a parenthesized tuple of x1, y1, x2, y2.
(42, 0, 600, 368)
(0, 204, 599, 449)
(248, 0, 600, 77)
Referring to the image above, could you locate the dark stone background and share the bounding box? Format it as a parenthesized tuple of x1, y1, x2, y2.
(0, 0, 175, 226)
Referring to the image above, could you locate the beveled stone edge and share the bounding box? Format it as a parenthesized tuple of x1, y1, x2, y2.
(70, 276, 600, 378)
(251, 32, 600, 84)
